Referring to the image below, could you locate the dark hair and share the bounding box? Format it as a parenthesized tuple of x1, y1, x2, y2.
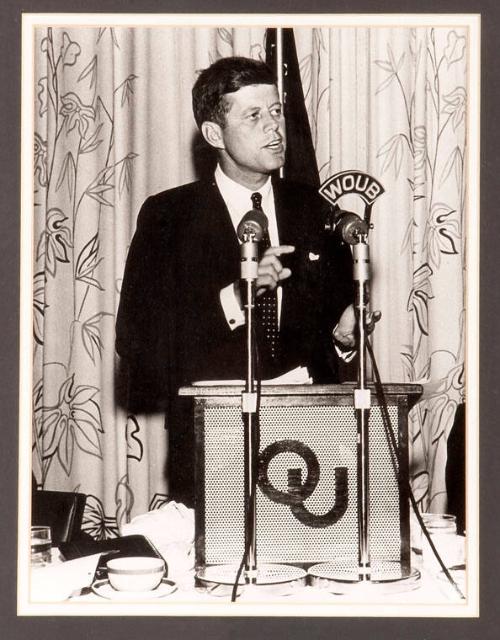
(192, 56, 276, 129)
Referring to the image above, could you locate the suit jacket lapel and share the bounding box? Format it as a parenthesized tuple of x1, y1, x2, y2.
(273, 178, 294, 245)
(273, 179, 300, 329)
(200, 179, 241, 282)
(273, 178, 314, 247)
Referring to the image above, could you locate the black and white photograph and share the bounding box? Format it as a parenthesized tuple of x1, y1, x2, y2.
(15, 10, 481, 621)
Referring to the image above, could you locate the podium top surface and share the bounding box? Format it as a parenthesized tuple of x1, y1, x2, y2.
(179, 382, 423, 401)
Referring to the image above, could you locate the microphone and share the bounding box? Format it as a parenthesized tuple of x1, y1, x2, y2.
(238, 209, 268, 281)
(237, 209, 268, 242)
(325, 208, 369, 245)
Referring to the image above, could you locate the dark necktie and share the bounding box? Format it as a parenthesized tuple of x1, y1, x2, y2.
(251, 192, 279, 367)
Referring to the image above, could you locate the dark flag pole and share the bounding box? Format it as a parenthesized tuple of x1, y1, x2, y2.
(265, 28, 320, 189)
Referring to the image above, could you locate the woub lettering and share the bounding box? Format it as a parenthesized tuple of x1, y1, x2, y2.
(319, 170, 385, 206)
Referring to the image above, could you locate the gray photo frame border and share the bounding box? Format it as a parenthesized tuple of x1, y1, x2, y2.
(2, 0, 498, 638)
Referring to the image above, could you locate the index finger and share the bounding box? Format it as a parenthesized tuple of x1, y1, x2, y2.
(264, 245, 295, 257)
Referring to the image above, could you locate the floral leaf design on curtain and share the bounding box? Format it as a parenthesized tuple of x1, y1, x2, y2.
(115, 474, 135, 531)
(209, 28, 234, 63)
(149, 494, 170, 511)
(32, 378, 45, 481)
(444, 31, 466, 68)
(75, 234, 104, 290)
(407, 263, 434, 337)
(84, 182, 114, 207)
(126, 415, 144, 463)
(117, 74, 138, 107)
(33, 27, 139, 508)
(60, 92, 96, 138)
(59, 31, 81, 67)
(375, 44, 406, 93)
(209, 29, 267, 65)
(35, 208, 73, 278)
(375, 28, 466, 510)
(119, 152, 138, 196)
(80, 122, 103, 154)
(55, 152, 76, 195)
(37, 77, 49, 118)
(33, 271, 47, 346)
(424, 203, 459, 269)
(376, 30, 467, 233)
(31, 25, 291, 536)
(96, 27, 120, 49)
(377, 134, 407, 178)
(81, 312, 114, 364)
(34, 133, 48, 187)
(81, 475, 136, 539)
(38, 374, 104, 478)
(440, 146, 464, 189)
(81, 494, 120, 540)
(443, 87, 466, 130)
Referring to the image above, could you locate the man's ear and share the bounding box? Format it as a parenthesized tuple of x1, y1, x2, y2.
(201, 121, 225, 150)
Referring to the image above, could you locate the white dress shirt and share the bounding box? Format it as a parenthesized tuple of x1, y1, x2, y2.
(216, 165, 283, 329)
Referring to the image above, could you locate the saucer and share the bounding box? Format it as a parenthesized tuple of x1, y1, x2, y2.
(92, 577, 177, 601)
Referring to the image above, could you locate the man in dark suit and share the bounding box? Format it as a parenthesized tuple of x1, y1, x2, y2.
(116, 56, 358, 506)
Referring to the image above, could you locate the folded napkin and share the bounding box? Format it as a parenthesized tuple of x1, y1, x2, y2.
(120, 501, 195, 581)
(30, 553, 101, 602)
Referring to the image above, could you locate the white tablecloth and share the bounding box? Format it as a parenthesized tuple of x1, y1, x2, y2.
(28, 551, 466, 611)
(26, 503, 469, 614)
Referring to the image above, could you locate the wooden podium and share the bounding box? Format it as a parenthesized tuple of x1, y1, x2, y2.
(179, 383, 422, 574)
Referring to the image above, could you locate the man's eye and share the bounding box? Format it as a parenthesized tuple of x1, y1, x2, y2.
(247, 111, 260, 120)
(271, 107, 282, 117)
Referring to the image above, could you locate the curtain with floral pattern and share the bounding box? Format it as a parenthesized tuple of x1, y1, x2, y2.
(31, 24, 466, 538)
(295, 27, 467, 511)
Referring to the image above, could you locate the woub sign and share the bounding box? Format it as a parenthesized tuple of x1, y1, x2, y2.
(319, 170, 385, 206)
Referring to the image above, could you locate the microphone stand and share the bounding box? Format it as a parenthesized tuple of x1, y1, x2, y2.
(240, 230, 259, 582)
(239, 231, 307, 592)
(308, 220, 420, 595)
(195, 228, 306, 598)
(353, 235, 372, 581)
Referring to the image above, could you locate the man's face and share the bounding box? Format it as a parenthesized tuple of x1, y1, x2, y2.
(209, 83, 286, 187)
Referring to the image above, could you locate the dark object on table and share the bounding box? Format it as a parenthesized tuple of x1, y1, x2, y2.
(32, 489, 87, 545)
(59, 534, 166, 582)
(446, 403, 466, 535)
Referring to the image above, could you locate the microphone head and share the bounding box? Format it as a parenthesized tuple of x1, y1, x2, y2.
(237, 208, 269, 242)
(339, 212, 369, 244)
(326, 209, 369, 244)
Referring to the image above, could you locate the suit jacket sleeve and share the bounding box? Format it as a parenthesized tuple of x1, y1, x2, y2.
(324, 216, 355, 326)
(312, 193, 355, 381)
(275, 180, 355, 381)
(116, 194, 175, 413)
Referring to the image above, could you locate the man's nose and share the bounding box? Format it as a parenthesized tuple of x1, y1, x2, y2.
(262, 112, 280, 131)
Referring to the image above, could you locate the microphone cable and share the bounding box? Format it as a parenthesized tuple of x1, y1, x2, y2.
(366, 339, 465, 600)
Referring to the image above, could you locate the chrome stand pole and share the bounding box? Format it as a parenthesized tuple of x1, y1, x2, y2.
(308, 235, 420, 595)
(196, 233, 306, 597)
(242, 275, 258, 582)
(353, 239, 371, 581)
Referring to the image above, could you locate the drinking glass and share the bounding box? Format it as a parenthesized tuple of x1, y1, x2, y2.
(421, 513, 459, 574)
(31, 525, 52, 566)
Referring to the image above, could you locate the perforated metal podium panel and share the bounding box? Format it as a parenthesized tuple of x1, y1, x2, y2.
(189, 386, 413, 572)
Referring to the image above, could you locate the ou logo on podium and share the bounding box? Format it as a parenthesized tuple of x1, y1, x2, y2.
(257, 439, 349, 528)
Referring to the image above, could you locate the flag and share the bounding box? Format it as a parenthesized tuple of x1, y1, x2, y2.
(265, 28, 320, 189)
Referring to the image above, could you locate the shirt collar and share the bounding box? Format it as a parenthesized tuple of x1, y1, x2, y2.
(214, 164, 272, 218)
